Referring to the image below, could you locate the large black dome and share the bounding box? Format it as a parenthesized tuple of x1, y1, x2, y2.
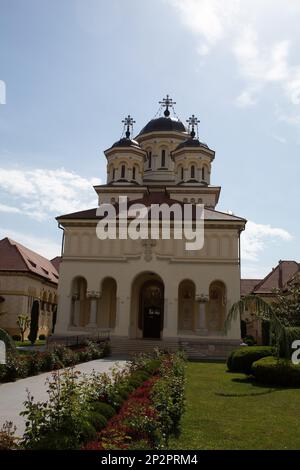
(137, 116, 187, 136)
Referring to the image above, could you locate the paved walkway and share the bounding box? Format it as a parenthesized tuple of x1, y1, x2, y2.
(0, 358, 127, 438)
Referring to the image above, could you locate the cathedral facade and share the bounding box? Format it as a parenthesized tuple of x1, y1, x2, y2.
(54, 97, 246, 358)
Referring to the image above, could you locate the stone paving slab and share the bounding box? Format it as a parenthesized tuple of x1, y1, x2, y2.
(0, 359, 127, 438)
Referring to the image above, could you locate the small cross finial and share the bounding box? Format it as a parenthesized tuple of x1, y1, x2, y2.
(159, 94, 176, 117)
(186, 114, 200, 139)
(122, 115, 136, 138)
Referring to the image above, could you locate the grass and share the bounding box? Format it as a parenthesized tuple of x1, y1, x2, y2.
(169, 362, 300, 450)
(15, 340, 46, 347)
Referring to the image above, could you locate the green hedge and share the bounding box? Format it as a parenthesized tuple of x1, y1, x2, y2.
(0, 341, 108, 383)
(227, 346, 274, 375)
(279, 327, 300, 359)
(252, 356, 300, 387)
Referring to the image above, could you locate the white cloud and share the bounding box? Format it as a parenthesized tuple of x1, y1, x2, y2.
(167, 0, 240, 54)
(168, 0, 300, 109)
(241, 220, 293, 262)
(233, 27, 290, 83)
(0, 167, 101, 221)
(0, 227, 61, 260)
(235, 88, 258, 108)
(0, 203, 21, 214)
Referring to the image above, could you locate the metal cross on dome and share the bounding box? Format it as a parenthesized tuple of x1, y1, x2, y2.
(159, 94, 176, 117)
(122, 115, 136, 138)
(186, 114, 200, 139)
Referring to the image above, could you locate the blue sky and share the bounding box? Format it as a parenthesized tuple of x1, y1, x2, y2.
(0, 0, 300, 278)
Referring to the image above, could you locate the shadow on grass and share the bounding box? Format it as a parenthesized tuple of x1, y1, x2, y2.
(215, 376, 277, 397)
(215, 374, 300, 397)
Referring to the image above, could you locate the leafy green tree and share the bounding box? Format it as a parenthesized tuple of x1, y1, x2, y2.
(16, 315, 30, 343)
(226, 278, 300, 358)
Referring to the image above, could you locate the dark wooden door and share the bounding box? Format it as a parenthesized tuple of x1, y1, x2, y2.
(140, 281, 164, 339)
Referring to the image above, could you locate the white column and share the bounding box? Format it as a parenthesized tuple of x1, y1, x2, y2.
(162, 296, 177, 338)
(113, 290, 131, 337)
(196, 295, 208, 335)
(86, 291, 101, 328)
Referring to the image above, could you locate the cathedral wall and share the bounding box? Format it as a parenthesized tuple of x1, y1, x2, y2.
(56, 225, 241, 341)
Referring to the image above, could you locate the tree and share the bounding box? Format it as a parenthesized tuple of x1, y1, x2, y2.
(16, 315, 30, 343)
(225, 279, 300, 358)
(28, 301, 40, 345)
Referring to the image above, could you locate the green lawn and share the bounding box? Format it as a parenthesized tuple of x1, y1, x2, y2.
(15, 340, 46, 347)
(169, 362, 300, 450)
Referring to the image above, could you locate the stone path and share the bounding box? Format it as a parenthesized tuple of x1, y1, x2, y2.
(0, 358, 127, 438)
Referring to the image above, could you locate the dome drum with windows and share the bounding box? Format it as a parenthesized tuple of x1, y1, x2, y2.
(104, 95, 215, 187)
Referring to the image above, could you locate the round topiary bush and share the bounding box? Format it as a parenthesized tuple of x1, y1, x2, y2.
(12, 334, 21, 341)
(87, 412, 107, 431)
(227, 346, 274, 375)
(0, 329, 16, 352)
(92, 402, 116, 420)
(252, 356, 300, 387)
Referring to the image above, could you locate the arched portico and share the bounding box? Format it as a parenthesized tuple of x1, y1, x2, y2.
(130, 272, 164, 339)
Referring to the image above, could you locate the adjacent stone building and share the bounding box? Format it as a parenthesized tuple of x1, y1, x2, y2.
(0, 237, 59, 338)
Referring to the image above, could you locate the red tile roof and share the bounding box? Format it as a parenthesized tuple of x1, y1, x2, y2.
(240, 279, 261, 296)
(241, 261, 300, 296)
(253, 261, 299, 294)
(0, 238, 59, 285)
(57, 192, 246, 223)
(51, 256, 62, 272)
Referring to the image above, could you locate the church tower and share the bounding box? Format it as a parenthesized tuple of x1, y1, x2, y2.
(55, 95, 246, 360)
(95, 95, 220, 209)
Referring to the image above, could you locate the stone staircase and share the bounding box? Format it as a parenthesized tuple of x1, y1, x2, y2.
(110, 337, 239, 360)
(110, 337, 179, 358)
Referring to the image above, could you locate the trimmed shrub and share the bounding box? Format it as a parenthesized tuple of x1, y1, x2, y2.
(4, 353, 28, 381)
(91, 402, 116, 420)
(279, 327, 300, 359)
(243, 335, 256, 346)
(0, 364, 6, 382)
(252, 356, 300, 387)
(12, 334, 21, 341)
(0, 329, 16, 352)
(27, 352, 43, 376)
(88, 412, 107, 431)
(227, 346, 274, 374)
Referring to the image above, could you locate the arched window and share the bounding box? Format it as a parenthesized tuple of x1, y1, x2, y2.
(121, 164, 126, 179)
(181, 167, 184, 181)
(202, 167, 205, 181)
(113, 168, 116, 180)
(148, 151, 152, 169)
(161, 149, 166, 167)
(191, 165, 195, 179)
(132, 166, 136, 180)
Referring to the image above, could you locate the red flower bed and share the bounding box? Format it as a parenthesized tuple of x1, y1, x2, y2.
(83, 376, 160, 450)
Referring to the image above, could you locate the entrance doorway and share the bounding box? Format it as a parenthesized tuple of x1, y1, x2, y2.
(140, 280, 164, 339)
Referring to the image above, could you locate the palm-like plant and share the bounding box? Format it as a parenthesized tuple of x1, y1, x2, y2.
(225, 295, 289, 358)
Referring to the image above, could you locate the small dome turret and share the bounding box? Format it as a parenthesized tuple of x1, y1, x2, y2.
(104, 115, 146, 185)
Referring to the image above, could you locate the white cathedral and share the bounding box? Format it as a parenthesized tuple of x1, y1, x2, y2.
(54, 96, 246, 358)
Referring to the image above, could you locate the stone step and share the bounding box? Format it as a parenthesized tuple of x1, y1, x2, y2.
(109, 337, 237, 360)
